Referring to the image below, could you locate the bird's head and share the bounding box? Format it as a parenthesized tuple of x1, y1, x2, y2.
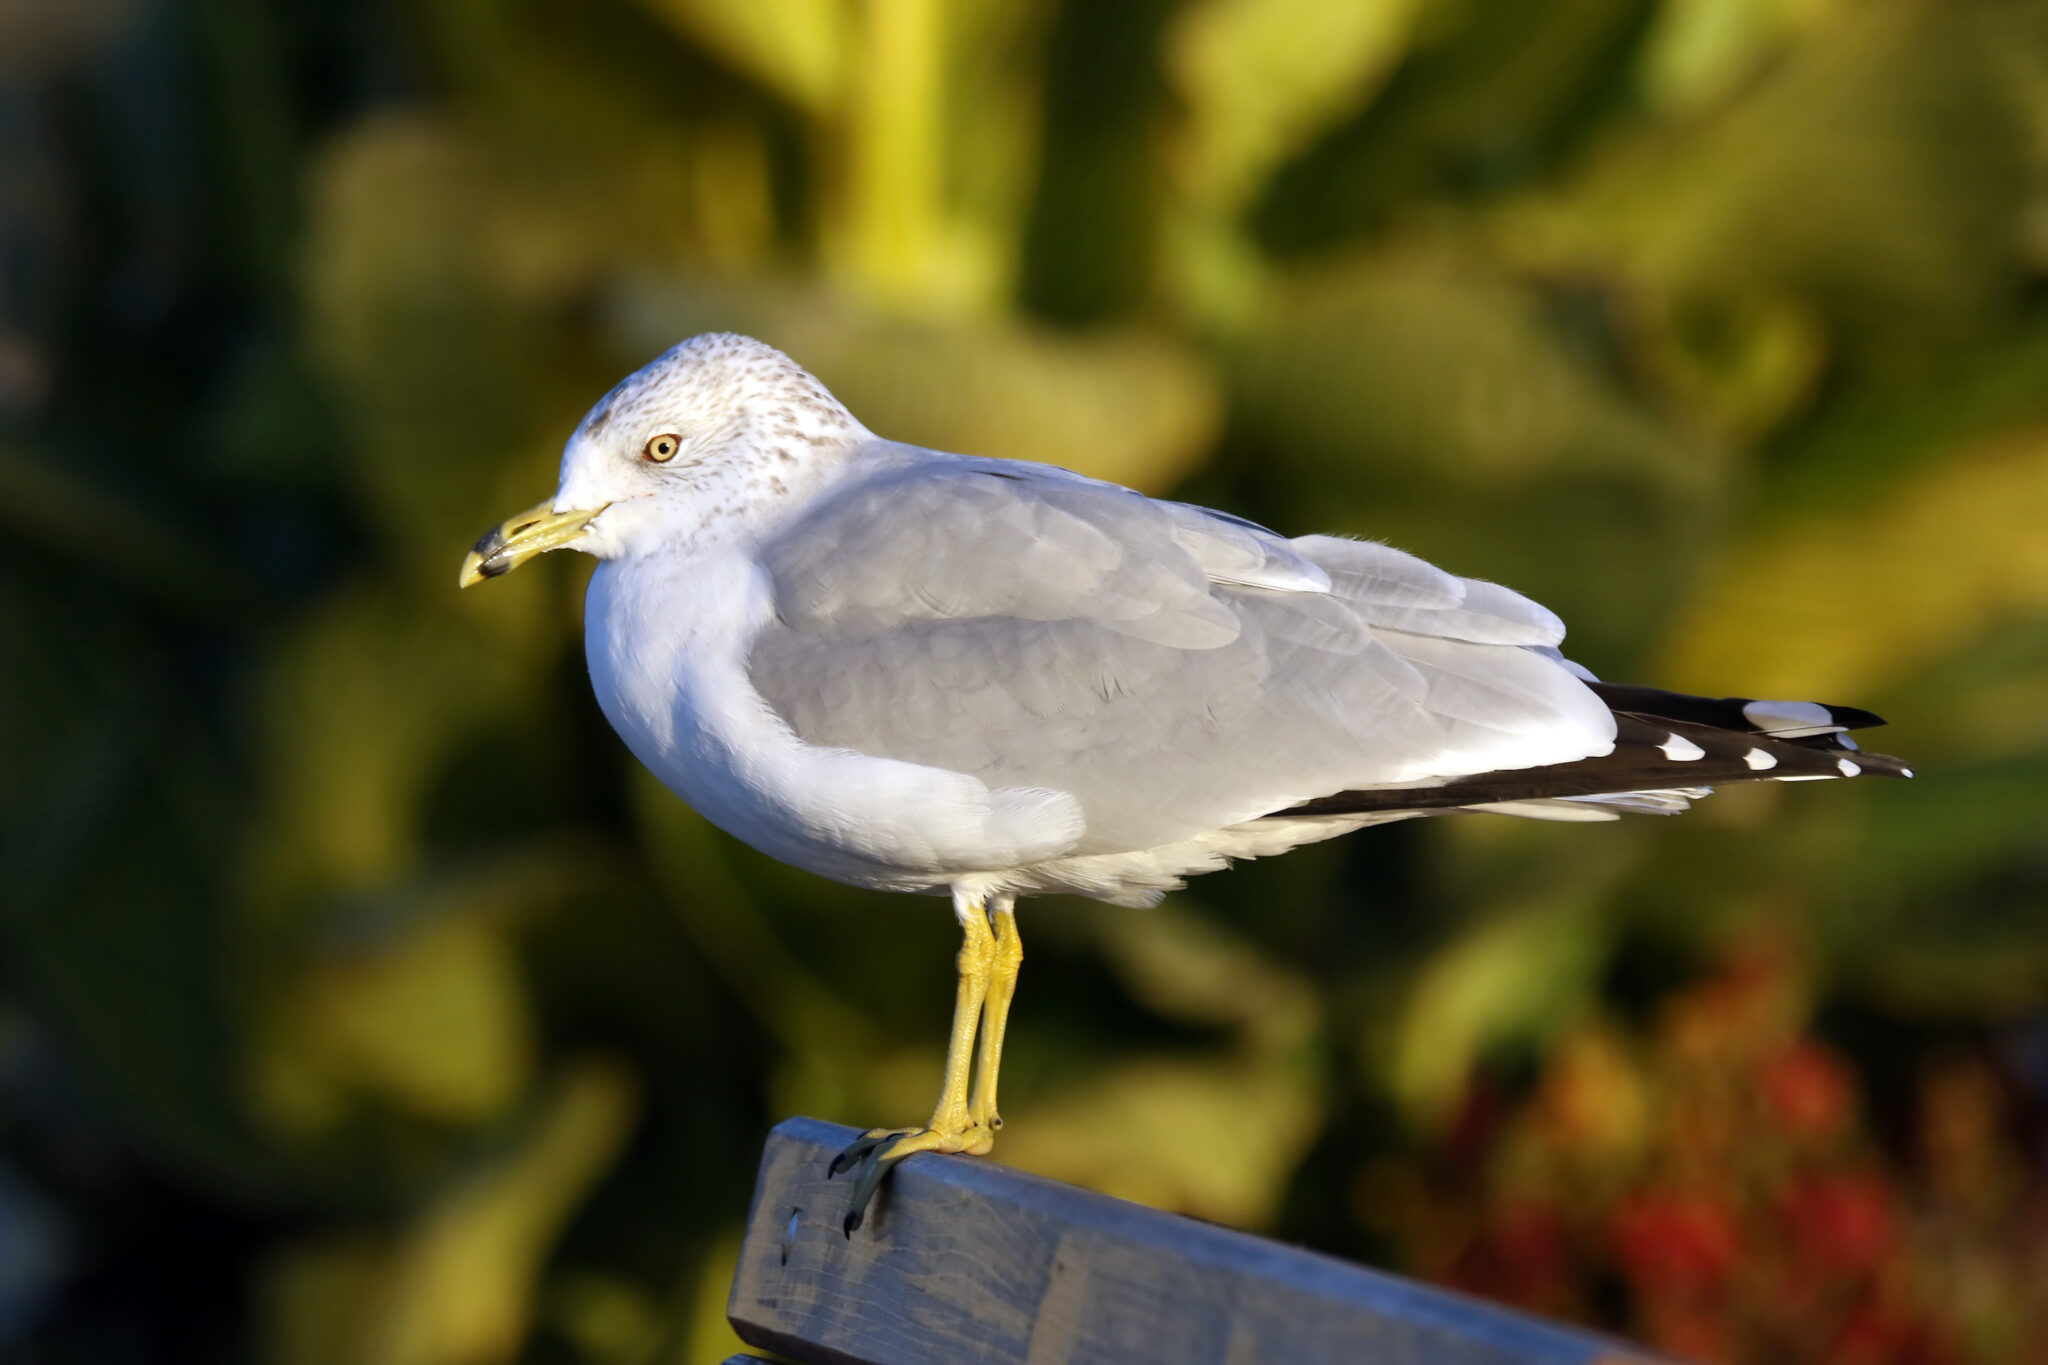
(458, 332, 863, 585)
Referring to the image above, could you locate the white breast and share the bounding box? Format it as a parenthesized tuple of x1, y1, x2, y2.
(582, 549, 1087, 890)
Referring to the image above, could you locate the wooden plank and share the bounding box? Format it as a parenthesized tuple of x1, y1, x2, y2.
(728, 1117, 1669, 1365)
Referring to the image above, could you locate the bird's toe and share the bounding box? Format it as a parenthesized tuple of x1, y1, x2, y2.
(830, 1122, 995, 1234)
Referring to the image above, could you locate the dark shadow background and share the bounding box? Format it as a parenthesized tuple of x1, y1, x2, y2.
(5, 1, 2048, 1361)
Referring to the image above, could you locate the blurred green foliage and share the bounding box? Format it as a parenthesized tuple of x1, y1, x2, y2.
(3, 1, 2047, 1361)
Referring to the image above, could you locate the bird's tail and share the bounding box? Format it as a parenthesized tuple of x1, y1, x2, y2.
(1275, 683, 1910, 820)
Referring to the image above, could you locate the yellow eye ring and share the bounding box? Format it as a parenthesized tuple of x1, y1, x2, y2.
(644, 434, 682, 463)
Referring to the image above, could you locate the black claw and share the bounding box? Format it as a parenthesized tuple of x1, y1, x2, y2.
(831, 1128, 951, 1234)
(828, 1132, 890, 1178)
(845, 1150, 896, 1229)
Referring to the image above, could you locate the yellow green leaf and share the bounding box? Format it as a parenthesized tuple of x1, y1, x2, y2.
(260, 1061, 637, 1365)
(1166, 0, 1428, 212)
(1660, 427, 2048, 700)
(633, 0, 851, 117)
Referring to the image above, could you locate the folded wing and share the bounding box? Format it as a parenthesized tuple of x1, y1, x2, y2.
(747, 454, 1617, 855)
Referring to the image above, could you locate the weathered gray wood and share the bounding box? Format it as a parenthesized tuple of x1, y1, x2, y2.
(728, 1117, 1667, 1365)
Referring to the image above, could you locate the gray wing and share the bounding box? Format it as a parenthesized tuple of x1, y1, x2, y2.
(749, 455, 1616, 855)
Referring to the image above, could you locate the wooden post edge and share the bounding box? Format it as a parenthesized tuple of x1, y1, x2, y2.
(725, 1117, 1671, 1365)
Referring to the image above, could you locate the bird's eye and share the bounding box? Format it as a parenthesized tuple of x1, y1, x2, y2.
(643, 434, 682, 463)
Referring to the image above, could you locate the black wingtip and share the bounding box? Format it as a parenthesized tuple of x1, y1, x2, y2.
(1585, 683, 1891, 735)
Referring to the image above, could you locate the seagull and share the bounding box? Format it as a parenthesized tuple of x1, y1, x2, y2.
(459, 333, 1910, 1232)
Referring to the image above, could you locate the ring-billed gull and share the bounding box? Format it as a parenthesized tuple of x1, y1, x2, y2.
(459, 333, 1909, 1231)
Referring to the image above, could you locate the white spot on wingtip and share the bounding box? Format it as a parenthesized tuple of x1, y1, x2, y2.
(1743, 699, 1844, 738)
(1659, 733, 1706, 761)
(1901, 767, 1915, 779)
(1743, 748, 1777, 770)
(1744, 698, 1831, 727)
(1837, 757, 1861, 777)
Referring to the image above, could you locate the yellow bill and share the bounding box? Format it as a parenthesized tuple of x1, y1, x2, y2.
(457, 499, 608, 588)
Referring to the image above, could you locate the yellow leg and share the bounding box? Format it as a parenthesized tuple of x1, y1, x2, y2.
(925, 897, 995, 1135)
(832, 890, 1008, 1232)
(969, 895, 1022, 1132)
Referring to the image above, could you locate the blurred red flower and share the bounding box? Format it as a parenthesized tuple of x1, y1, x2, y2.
(1778, 1170, 1895, 1275)
(1609, 1188, 1743, 1296)
(1759, 1040, 1855, 1141)
(1379, 941, 2048, 1365)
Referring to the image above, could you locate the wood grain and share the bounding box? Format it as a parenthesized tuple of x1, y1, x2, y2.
(727, 1117, 1670, 1365)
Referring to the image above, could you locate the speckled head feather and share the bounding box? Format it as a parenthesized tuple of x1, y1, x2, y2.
(575, 332, 861, 453)
(551, 334, 873, 559)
